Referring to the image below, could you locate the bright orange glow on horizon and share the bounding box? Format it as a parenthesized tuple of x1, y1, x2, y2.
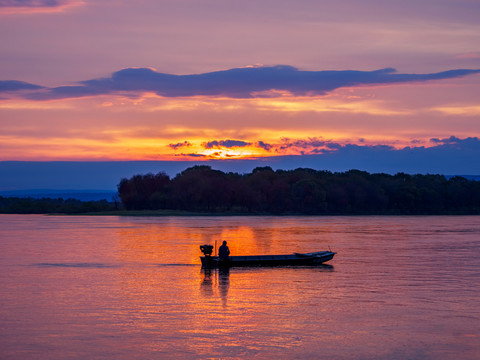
(1, 76, 479, 161)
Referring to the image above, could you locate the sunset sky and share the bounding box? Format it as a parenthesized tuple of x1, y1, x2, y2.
(1, 0, 480, 189)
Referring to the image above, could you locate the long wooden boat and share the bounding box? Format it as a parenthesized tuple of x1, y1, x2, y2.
(200, 249, 336, 268)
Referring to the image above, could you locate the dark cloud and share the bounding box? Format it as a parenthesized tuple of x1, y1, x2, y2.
(250, 137, 480, 174)
(257, 141, 273, 151)
(169, 141, 192, 150)
(0, 0, 60, 8)
(2, 65, 479, 100)
(278, 138, 327, 151)
(326, 143, 342, 150)
(177, 153, 207, 158)
(429, 136, 480, 149)
(0, 0, 63, 7)
(204, 140, 251, 149)
(0, 80, 44, 91)
(260, 136, 480, 175)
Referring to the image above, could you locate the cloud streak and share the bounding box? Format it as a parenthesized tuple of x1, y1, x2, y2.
(0, 0, 60, 7)
(0, 0, 82, 14)
(1, 65, 479, 100)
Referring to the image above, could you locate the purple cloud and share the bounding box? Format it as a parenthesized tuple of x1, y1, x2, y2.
(429, 136, 480, 149)
(169, 141, 192, 150)
(257, 141, 273, 151)
(0, 0, 64, 8)
(176, 153, 207, 158)
(264, 136, 480, 175)
(1, 65, 479, 100)
(204, 140, 251, 149)
(0, 80, 44, 91)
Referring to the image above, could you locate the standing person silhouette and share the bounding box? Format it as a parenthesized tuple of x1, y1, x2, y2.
(218, 241, 230, 260)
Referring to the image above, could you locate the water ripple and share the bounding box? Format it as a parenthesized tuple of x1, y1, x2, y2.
(33, 262, 119, 268)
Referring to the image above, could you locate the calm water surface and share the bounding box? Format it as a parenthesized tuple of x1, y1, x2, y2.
(0, 215, 479, 359)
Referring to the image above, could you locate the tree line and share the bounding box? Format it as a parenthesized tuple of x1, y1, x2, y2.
(0, 196, 115, 214)
(117, 166, 480, 215)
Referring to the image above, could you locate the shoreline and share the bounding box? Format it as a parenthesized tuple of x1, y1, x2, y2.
(54, 210, 480, 217)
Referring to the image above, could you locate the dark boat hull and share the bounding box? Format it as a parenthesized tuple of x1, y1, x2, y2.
(200, 251, 335, 268)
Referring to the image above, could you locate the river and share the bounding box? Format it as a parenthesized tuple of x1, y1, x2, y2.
(0, 215, 479, 359)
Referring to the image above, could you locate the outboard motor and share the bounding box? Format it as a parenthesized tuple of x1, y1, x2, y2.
(200, 244, 214, 257)
(200, 244, 215, 269)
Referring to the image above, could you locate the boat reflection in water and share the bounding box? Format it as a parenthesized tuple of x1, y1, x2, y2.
(199, 244, 335, 307)
(201, 267, 230, 307)
(200, 256, 334, 308)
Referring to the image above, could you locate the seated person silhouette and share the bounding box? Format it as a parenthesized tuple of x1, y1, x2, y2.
(218, 241, 230, 260)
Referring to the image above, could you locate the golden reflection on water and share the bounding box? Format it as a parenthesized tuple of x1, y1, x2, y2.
(111, 217, 344, 357)
(1, 215, 480, 359)
(114, 216, 319, 266)
(111, 216, 480, 359)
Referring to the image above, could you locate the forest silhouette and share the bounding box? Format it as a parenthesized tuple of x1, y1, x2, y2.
(117, 166, 480, 215)
(0, 196, 115, 214)
(2, 166, 479, 214)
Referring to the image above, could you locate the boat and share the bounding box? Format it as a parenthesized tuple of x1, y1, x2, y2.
(199, 244, 336, 268)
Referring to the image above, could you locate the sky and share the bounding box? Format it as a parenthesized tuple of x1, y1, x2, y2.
(1, 0, 480, 189)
